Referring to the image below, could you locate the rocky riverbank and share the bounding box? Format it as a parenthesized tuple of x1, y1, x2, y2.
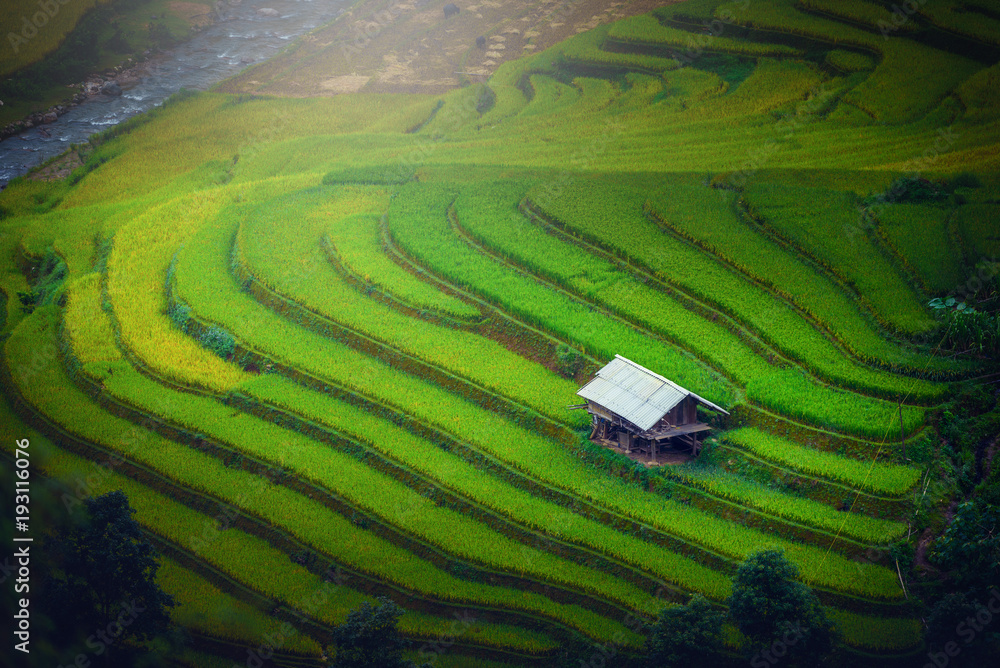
(0, 54, 161, 142)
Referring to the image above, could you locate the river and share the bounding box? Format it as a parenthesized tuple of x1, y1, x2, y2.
(0, 0, 346, 188)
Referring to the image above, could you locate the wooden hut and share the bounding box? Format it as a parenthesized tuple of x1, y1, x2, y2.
(571, 355, 728, 463)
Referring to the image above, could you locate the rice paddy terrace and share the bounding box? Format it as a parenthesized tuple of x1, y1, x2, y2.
(2, 0, 999, 665)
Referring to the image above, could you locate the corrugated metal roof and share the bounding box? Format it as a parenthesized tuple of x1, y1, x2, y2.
(576, 355, 729, 431)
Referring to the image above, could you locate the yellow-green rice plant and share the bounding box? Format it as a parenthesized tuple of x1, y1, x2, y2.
(171, 227, 906, 601)
(743, 179, 937, 335)
(725, 428, 921, 496)
(875, 203, 965, 293)
(324, 212, 479, 320)
(8, 309, 645, 645)
(233, 187, 587, 427)
(672, 466, 908, 543)
(608, 13, 802, 58)
(63, 273, 122, 364)
(157, 557, 323, 655)
(105, 190, 247, 392)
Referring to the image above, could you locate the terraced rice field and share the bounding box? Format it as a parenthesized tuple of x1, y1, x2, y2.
(2, 0, 998, 664)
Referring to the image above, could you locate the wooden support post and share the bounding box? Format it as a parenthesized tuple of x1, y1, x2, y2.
(652, 440, 658, 465)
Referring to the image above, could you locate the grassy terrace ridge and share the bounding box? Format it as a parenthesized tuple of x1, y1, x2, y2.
(461, 177, 949, 401)
(642, 175, 971, 378)
(9, 305, 618, 651)
(69, 280, 668, 626)
(323, 212, 482, 321)
(741, 178, 936, 336)
(156, 556, 325, 657)
(723, 428, 922, 498)
(0, 411, 563, 658)
(3, 0, 998, 662)
(192, 213, 908, 603)
(389, 178, 926, 438)
(232, 185, 589, 430)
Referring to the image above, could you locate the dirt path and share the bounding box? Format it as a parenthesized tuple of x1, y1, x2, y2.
(218, 0, 676, 96)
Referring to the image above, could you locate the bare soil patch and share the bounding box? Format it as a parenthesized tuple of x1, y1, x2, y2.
(29, 151, 83, 182)
(217, 0, 677, 97)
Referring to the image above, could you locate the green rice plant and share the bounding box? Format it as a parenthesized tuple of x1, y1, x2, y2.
(743, 179, 937, 335)
(58, 92, 427, 209)
(243, 373, 734, 601)
(716, 0, 881, 48)
(607, 13, 802, 58)
(63, 273, 122, 364)
(157, 557, 324, 656)
(86, 359, 663, 619)
(12, 435, 560, 653)
(521, 75, 582, 118)
(234, 186, 588, 428)
(105, 190, 247, 392)
(477, 59, 532, 126)
(324, 212, 479, 319)
(714, 0, 979, 122)
(0, 0, 103, 75)
(824, 50, 874, 73)
(385, 181, 735, 408)
(172, 221, 905, 602)
(916, 1, 1000, 46)
(825, 608, 922, 651)
(61, 277, 662, 620)
(404, 655, 528, 668)
(174, 650, 236, 668)
(798, 0, 917, 33)
(495, 176, 947, 404)
(641, 175, 959, 376)
(724, 428, 920, 496)
(957, 62, 1000, 124)
(671, 466, 907, 543)
(875, 203, 965, 294)
(11, 307, 643, 646)
(955, 202, 1000, 260)
(841, 40, 980, 124)
(690, 58, 826, 120)
(458, 179, 930, 436)
(556, 24, 680, 74)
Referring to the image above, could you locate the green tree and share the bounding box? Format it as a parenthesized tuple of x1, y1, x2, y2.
(924, 590, 1000, 667)
(930, 500, 1000, 591)
(42, 490, 175, 665)
(329, 597, 413, 668)
(644, 594, 724, 666)
(727, 549, 835, 666)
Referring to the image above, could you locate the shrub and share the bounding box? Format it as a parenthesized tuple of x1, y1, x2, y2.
(199, 325, 236, 359)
